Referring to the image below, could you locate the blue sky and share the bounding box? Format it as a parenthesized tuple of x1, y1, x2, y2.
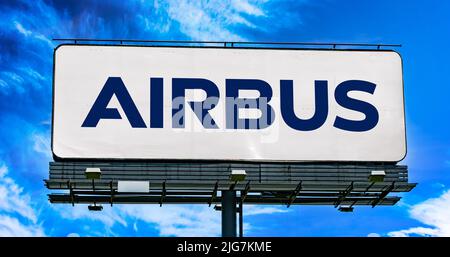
(0, 0, 449, 237)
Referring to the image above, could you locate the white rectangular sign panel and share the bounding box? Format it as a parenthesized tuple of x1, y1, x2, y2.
(117, 181, 149, 193)
(52, 45, 406, 162)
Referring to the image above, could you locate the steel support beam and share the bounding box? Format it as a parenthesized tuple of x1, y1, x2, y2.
(222, 190, 237, 237)
(239, 196, 243, 237)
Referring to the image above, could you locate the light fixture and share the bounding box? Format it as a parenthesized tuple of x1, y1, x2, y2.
(369, 170, 386, 182)
(88, 204, 103, 211)
(214, 204, 222, 211)
(85, 168, 101, 179)
(338, 205, 354, 212)
(230, 169, 247, 182)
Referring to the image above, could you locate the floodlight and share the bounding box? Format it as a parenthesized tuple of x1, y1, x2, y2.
(230, 170, 247, 182)
(338, 206, 354, 212)
(88, 204, 103, 211)
(214, 204, 222, 211)
(369, 170, 386, 182)
(85, 168, 101, 179)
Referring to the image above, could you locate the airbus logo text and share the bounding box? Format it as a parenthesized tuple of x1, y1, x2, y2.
(81, 77, 379, 132)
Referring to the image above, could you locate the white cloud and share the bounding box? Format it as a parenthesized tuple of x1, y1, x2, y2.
(54, 203, 287, 237)
(367, 233, 381, 237)
(0, 164, 45, 236)
(31, 132, 51, 158)
(231, 0, 266, 17)
(133, 221, 138, 232)
(54, 204, 220, 236)
(118, 205, 220, 237)
(388, 227, 440, 237)
(118, 204, 287, 236)
(20, 67, 46, 83)
(0, 72, 25, 93)
(53, 205, 127, 229)
(386, 189, 450, 237)
(14, 21, 54, 48)
(0, 80, 7, 89)
(14, 21, 33, 37)
(156, 0, 267, 41)
(0, 215, 45, 237)
(244, 205, 288, 216)
(0, 165, 37, 222)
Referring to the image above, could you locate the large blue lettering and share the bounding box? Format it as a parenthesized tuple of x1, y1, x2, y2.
(81, 77, 146, 128)
(333, 80, 379, 132)
(226, 79, 275, 129)
(81, 77, 379, 132)
(171, 78, 219, 129)
(280, 80, 328, 131)
(150, 78, 164, 128)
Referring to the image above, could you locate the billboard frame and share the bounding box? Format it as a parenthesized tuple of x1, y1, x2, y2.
(50, 41, 407, 163)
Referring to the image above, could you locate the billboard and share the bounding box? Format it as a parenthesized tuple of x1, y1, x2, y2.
(52, 45, 406, 162)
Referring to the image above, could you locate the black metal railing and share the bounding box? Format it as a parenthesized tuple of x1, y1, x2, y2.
(52, 38, 401, 50)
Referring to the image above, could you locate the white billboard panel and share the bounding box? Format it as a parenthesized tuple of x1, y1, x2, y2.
(52, 45, 406, 162)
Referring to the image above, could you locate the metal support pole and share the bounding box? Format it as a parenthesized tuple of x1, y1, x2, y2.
(221, 190, 237, 237)
(239, 195, 243, 237)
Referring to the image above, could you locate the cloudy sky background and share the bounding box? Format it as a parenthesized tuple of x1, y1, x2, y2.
(0, 0, 449, 236)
